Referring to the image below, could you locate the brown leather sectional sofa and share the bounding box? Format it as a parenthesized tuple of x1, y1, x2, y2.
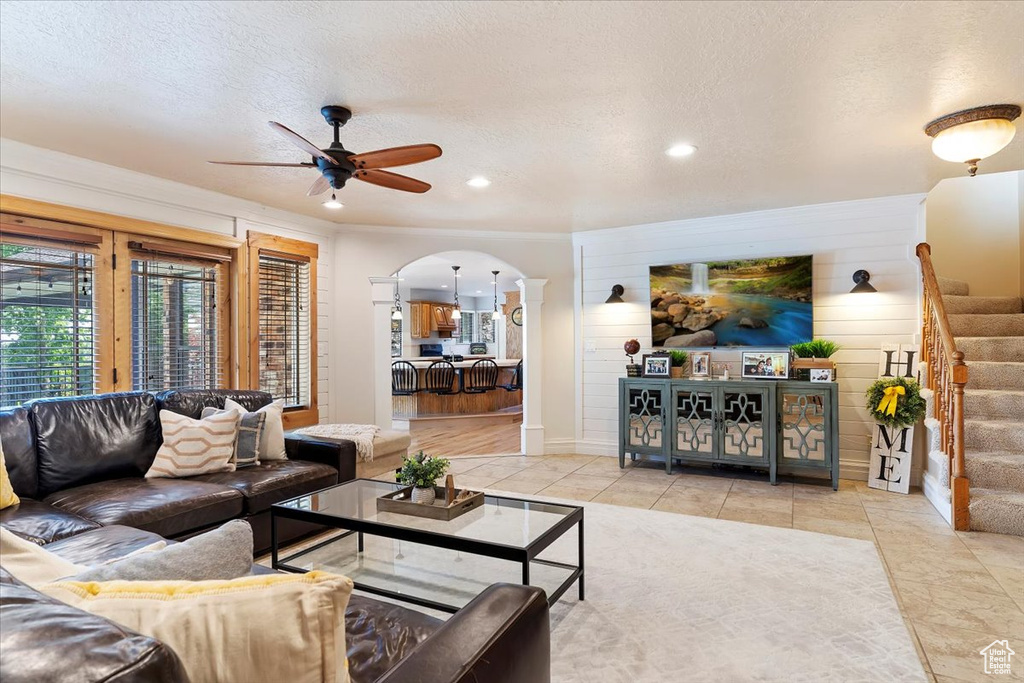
(0, 390, 551, 683)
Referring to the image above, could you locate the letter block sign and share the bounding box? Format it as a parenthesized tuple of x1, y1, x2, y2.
(868, 344, 918, 494)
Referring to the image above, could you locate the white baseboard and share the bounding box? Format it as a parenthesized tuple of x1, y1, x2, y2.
(543, 438, 578, 454)
(922, 470, 953, 525)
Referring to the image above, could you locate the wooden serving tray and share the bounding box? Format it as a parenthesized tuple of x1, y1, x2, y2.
(376, 486, 484, 521)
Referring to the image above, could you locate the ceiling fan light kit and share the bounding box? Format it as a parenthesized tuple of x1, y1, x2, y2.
(925, 104, 1020, 176)
(208, 105, 442, 202)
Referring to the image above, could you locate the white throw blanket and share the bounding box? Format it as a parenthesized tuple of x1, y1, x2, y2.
(295, 423, 381, 462)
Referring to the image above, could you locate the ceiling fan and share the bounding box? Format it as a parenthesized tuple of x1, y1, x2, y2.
(208, 105, 441, 197)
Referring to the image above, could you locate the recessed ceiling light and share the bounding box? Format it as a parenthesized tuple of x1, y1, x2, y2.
(467, 177, 491, 188)
(666, 144, 697, 158)
(475, 290, 483, 294)
(322, 193, 343, 209)
(441, 284, 448, 288)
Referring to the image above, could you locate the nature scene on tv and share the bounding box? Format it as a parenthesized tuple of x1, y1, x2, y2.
(649, 255, 813, 347)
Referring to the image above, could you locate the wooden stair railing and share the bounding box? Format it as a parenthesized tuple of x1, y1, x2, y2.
(917, 243, 970, 530)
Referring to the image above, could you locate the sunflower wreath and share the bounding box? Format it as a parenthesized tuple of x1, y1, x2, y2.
(865, 375, 927, 429)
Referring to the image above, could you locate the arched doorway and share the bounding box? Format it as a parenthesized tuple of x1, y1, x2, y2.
(369, 251, 546, 456)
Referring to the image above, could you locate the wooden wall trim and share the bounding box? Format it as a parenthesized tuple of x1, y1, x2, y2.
(0, 195, 243, 249)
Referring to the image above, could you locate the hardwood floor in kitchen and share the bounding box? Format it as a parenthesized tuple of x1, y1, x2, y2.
(407, 419, 522, 456)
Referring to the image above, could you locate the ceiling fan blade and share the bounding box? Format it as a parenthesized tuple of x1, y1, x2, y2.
(268, 121, 339, 165)
(354, 169, 431, 193)
(208, 160, 315, 167)
(348, 144, 443, 170)
(306, 175, 330, 196)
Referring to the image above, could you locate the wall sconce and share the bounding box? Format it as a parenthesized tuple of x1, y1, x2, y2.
(606, 284, 625, 304)
(850, 270, 877, 294)
(925, 104, 1020, 176)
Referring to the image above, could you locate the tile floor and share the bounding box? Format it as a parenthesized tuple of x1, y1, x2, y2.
(384, 452, 1024, 683)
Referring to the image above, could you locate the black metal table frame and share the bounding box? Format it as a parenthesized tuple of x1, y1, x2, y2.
(271, 479, 585, 614)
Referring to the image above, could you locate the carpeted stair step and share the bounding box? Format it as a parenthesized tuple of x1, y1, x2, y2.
(966, 361, 1024, 389)
(969, 488, 1024, 536)
(957, 337, 1024, 362)
(944, 295, 1024, 314)
(965, 419, 1024, 452)
(964, 389, 1024, 420)
(965, 452, 1024, 494)
(949, 313, 1024, 337)
(937, 276, 970, 296)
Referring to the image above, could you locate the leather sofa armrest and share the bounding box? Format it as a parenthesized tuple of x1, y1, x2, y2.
(284, 434, 357, 483)
(376, 583, 550, 683)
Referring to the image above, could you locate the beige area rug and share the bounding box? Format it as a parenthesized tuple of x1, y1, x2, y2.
(536, 499, 926, 682)
(288, 494, 927, 682)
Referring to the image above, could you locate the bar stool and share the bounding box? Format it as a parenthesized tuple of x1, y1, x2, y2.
(391, 361, 419, 395)
(423, 360, 458, 395)
(464, 359, 499, 394)
(501, 360, 523, 392)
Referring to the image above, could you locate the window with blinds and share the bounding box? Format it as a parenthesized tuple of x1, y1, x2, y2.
(457, 311, 477, 344)
(0, 239, 97, 405)
(131, 257, 220, 391)
(257, 254, 311, 408)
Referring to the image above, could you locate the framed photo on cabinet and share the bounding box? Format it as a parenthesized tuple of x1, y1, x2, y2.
(642, 354, 671, 378)
(741, 351, 790, 379)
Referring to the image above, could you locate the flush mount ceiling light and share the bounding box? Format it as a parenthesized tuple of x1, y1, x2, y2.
(606, 284, 625, 303)
(665, 144, 697, 158)
(850, 270, 877, 294)
(925, 104, 1021, 176)
(322, 193, 343, 209)
(467, 177, 491, 188)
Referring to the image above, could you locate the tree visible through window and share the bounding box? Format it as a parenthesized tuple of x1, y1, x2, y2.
(131, 257, 220, 391)
(0, 241, 96, 406)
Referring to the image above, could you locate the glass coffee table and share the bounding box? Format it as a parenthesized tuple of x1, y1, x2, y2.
(271, 479, 584, 613)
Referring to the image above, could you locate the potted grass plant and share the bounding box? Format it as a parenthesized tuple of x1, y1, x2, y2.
(668, 350, 689, 378)
(791, 339, 840, 381)
(397, 451, 451, 504)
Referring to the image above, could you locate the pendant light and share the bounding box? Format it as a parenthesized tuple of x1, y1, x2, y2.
(451, 265, 462, 319)
(492, 270, 500, 312)
(391, 274, 403, 320)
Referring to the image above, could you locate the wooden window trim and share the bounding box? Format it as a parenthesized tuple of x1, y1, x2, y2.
(247, 231, 319, 428)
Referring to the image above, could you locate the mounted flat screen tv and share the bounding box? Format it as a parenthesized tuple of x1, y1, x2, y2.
(649, 255, 813, 348)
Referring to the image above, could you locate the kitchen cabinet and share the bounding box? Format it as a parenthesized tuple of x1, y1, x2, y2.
(408, 301, 453, 339)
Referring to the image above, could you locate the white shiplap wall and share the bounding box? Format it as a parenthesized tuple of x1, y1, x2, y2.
(573, 194, 926, 479)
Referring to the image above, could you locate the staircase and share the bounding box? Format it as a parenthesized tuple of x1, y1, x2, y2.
(938, 275, 1024, 536)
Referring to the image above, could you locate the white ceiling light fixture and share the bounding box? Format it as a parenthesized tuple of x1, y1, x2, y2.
(467, 177, 491, 188)
(925, 104, 1021, 177)
(665, 143, 697, 158)
(391, 273, 403, 321)
(322, 192, 343, 209)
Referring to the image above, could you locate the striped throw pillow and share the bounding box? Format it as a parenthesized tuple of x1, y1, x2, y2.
(146, 410, 240, 479)
(201, 406, 265, 468)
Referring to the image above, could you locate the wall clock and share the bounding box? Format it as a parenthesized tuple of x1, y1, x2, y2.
(511, 306, 523, 326)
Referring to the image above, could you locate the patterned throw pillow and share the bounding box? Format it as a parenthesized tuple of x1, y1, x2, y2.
(145, 410, 239, 479)
(225, 397, 287, 461)
(202, 406, 265, 468)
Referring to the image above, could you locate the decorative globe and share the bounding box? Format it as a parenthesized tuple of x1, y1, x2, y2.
(624, 339, 641, 356)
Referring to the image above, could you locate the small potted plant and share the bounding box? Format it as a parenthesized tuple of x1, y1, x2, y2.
(865, 376, 926, 428)
(668, 350, 688, 378)
(791, 339, 840, 381)
(397, 451, 451, 505)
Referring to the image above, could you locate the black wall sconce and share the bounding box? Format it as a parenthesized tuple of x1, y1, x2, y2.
(606, 284, 625, 303)
(850, 270, 877, 293)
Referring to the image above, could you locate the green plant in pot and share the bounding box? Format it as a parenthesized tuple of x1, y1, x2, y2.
(668, 350, 688, 378)
(397, 451, 451, 505)
(791, 339, 840, 380)
(865, 376, 926, 428)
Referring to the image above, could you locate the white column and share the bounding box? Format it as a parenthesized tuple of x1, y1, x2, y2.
(517, 278, 548, 455)
(369, 276, 399, 429)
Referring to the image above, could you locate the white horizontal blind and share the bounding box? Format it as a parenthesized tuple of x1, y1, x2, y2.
(131, 256, 220, 391)
(0, 239, 97, 405)
(258, 254, 311, 408)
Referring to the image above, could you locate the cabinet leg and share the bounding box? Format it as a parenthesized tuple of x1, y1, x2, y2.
(619, 450, 625, 469)
(665, 455, 672, 474)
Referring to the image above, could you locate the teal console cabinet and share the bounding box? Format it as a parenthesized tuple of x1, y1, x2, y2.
(618, 378, 838, 489)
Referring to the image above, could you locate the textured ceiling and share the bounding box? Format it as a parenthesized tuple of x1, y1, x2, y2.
(1, 0, 1022, 232)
